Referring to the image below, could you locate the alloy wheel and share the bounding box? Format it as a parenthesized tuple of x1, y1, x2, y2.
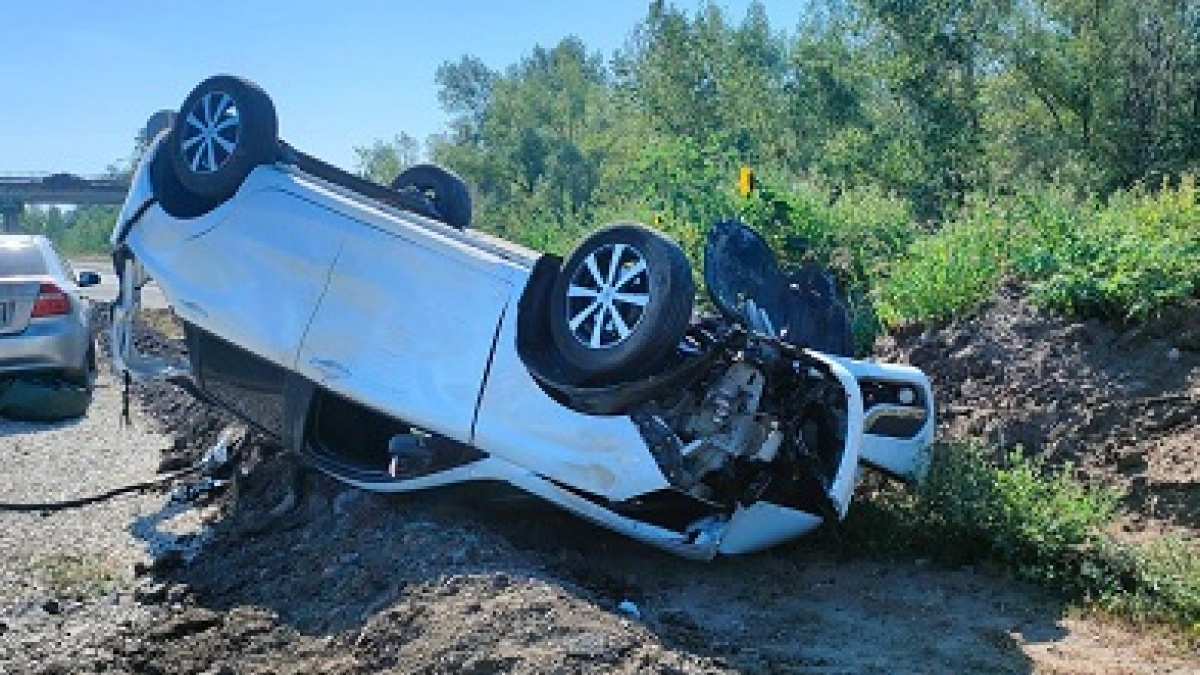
(565, 243, 652, 349)
(180, 91, 241, 174)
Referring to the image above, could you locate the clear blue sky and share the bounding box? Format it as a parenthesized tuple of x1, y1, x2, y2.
(0, 1, 802, 175)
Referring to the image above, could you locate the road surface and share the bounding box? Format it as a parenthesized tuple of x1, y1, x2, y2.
(71, 261, 169, 310)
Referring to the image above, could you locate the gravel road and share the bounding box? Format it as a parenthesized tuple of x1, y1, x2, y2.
(0, 366, 198, 673)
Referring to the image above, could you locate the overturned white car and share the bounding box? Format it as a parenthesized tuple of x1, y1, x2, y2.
(110, 75, 934, 559)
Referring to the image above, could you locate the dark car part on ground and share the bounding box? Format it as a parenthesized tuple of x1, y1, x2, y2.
(0, 425, 247, 512)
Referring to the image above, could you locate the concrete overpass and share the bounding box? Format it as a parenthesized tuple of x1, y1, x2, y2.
(0, 173, 130, 231)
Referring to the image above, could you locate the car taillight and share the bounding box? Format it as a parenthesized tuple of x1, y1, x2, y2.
(31, 282, 71, 317)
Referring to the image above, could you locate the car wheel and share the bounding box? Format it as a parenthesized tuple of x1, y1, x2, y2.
(391, 163, 472, 229)
(550, 223, 695, 380)
(169, 75, 278, 202)
(64, 342, 97, 390)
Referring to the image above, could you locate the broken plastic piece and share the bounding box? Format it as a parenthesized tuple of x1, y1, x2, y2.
(616, 600, 641, 620)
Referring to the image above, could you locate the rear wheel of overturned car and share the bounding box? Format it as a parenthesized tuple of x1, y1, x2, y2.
(550, 223, 695, 381)
(391, 163, 472, 229)
(168, 75, 279, 202)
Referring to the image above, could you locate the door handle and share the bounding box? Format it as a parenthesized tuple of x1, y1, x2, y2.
(178, 299, 209, 319)
(309, 358, 350, 380)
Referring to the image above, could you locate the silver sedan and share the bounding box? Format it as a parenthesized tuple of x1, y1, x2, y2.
(0, 234, 100, 384)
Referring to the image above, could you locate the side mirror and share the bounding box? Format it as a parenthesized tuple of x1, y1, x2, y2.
(77, 271, 102, 288)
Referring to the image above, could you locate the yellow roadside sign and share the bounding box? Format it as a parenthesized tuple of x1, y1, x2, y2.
(738, 166, 755, 197)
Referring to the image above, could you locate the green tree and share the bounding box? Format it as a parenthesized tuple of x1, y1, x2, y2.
(353, 133, 420, 184)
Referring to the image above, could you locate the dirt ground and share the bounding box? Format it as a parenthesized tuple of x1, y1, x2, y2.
(2, 291, 1197, 674)
(875, 283, 1200, 541)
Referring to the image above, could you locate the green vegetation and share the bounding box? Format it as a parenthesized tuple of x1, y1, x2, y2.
(18, 205, 118, 256)
(844, 443, 1200, 638)
(37, 552, 120, 598)
(353, 0, 1199, 336)
(876, 178, 1200, 326)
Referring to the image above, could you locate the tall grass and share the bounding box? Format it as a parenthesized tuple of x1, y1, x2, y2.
(876, 177, 1200, 326)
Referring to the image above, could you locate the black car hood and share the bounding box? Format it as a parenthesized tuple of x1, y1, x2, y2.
(703, 220, 852, 356)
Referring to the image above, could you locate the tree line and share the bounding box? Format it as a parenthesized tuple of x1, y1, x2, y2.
(355, 0, 1197, 237)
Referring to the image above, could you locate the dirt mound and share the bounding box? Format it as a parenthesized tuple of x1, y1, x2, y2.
(875, 283, 1200, 538)
(103, 453, 734, 674)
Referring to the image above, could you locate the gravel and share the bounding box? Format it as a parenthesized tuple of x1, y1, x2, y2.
(0, 365, 206, 672)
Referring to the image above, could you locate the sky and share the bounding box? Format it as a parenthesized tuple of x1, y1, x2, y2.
(0, 1, 802, 176)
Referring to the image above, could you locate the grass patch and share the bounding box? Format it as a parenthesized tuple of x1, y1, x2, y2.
(37, 552, 120, 597)
(841, 442, 1200, 641)
(876, 177, 1200, 326)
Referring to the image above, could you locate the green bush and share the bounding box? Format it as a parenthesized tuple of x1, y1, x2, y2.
(1026, 177, 1200, 320)
(1092, 537, 1200, 632)
(916, 442, 1118, 575)
(874, 203, 1014, 326)
(845, 441, 1200, 637)
(876, 177, 1200, 326)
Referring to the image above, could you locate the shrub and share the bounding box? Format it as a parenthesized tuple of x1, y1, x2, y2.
(845, 442, 1200, 638)
(877, 177, 1200, 326)
(874, 198, 1016, 325)
(1027, 176, 1200, 320)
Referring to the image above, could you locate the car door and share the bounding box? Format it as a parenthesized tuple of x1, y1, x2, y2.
(126, 178, 348, 371)
(296, 218, 515, 444)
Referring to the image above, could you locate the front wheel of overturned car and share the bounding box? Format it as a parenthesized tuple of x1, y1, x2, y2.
(168, 75, 279, 202)
(550, 223, 695, 381)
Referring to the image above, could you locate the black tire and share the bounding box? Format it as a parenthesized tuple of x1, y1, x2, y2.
(150, 138, 220, 218)
(168, 75, 278, 202)
(550, 223, 695, 380)
(63, 341, 96, 391)
(391, 163, 472, 229)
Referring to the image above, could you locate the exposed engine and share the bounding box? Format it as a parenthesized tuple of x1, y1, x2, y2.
(631, 331, 850, 515)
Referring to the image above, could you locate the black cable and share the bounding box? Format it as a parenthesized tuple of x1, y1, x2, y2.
(0, 466, 201, 513)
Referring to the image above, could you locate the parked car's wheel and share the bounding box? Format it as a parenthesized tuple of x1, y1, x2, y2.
(391, 163, 472, 229)
(550, 223, 694, 380)
(169, 75, 278, 201)
(63, 342, 96, 390)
